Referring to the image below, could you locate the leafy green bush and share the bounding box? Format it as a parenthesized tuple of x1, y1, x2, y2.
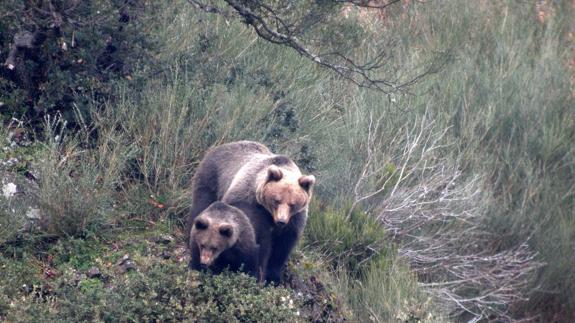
(304, 203, 386, 275)
(49, 238, 103, 271)
(303, 203, 443, 322)
(2, 261, 301, 322)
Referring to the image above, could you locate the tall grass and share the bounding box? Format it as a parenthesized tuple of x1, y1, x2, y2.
(93, 0, 575, 319)
(34, 114, 136, 237)
(0, 124, 26, 244)
(334, 258, 441, 323)
(386, 1, 575, 319)
(304, 204, 444, 322)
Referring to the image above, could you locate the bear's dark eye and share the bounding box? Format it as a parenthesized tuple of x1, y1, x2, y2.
(195, 220, 208, 230)
(219, 227, 233, 237)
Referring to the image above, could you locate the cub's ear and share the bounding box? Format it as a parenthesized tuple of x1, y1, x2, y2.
(298, 175, 316, 192)
(219, 224, 234, 238)
(267, 165, 283, 182)
(195, 219, 209, 230)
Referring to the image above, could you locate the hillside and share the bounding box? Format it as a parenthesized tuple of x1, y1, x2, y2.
(1, 1, 574, 321)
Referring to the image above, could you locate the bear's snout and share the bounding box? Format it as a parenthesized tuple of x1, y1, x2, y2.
(273, 204, 290, 226)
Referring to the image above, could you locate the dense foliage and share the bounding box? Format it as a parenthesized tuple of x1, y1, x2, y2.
(0, 233, 303, 322)
(0, 0, 154, 125)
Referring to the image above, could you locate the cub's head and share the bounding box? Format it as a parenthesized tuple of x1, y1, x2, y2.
(190, 203, 240, 267)
(257, 165, 315, 226)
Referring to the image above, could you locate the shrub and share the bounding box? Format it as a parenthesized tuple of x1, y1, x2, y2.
(334, 257, 443, 323)
(0, 0, 156, 125)
(304, 203, 443, 322)
(304, 203, 386, 276)
(34, 114, 135, 237)
(2, 262, 302, 322)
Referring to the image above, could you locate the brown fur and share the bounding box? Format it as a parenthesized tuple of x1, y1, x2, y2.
(189, 201, 259, 277)
(187, 141, 315, 283)
(256, 165, 314, 225)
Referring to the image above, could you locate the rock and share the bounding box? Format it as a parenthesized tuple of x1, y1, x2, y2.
(153, 234, 175, 245)
(116, 254, 136, 274)
(87, 266, 101, 278)
(2, 182, 17, 198)
(26, 207, 41, 220)
(160, 250, 171, 259)
(1, 171, 42, 231)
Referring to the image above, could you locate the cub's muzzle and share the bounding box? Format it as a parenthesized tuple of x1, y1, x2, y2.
(200, 249, 215, 266)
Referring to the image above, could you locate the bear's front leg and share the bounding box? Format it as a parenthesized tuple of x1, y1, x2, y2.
(266, 229, 299, 284)
(188, 243, 202, 271)
(257, 236, 272, 284)
(245, 244, 260, 279)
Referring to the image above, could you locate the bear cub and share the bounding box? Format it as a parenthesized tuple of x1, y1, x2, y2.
(189, 201, 259, 277)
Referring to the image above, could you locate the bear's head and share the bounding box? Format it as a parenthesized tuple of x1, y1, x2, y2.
(190, 203, 240, 266)
(257, 165, 315, 226)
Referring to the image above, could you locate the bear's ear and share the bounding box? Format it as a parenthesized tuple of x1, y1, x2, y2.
(267, 165, 283, 182)
(298, 175, 316, 192)
(219, 224, 234, 238)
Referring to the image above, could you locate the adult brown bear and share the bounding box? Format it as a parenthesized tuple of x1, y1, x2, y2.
(187, 141, 315, 283)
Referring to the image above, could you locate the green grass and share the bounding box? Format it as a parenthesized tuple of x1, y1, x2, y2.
(334, 258, 442, 323)
(390, 1, 574, 318)
(32, 115, 136, 237)
(304, 204, 445, 321)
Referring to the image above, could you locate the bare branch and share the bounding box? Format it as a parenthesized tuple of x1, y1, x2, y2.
(185, 0, 440, 93)
(349, 107, 544, 320)
(188, 0, 225, 15)
(335, 0, 402, 9)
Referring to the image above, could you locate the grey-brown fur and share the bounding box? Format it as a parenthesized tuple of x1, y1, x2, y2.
(187, 141, 314, 283)
(189, 201, 259, 277)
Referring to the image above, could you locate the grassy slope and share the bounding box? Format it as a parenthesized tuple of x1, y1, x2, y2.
(0, 2, 441, 321)
(1, 0, 573, 321)
(0, 222, 310, 322)
(396, 2, 575, 319)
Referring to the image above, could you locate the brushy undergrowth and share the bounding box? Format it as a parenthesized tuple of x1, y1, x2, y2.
(334, 258, 439, 323)
(33, 114, 136, 237)
(0, 232, 303, 322)
(387, 2, 574, 319)
(304, 203, 387, 276)
(304, 204, 444, 322)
